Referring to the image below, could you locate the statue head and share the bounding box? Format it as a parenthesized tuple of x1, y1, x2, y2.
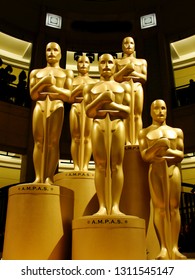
(122, 36, 135, 55)
(77, 55, 90, 75)
(151, 99, 167, 124)
(99, 53, 115, 79)
(46, 42, 61, 65)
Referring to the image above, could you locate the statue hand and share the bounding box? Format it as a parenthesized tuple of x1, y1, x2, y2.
(103, 89, 115, 102)
(153, 138, 170, 149)
(42, 75, 56, 86)
(125, 62, 134, 73)
(74, 84, 84, 97)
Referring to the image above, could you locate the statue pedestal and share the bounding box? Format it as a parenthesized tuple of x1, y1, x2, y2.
(2, 183, 74, 260)
(54, 171, 97, 218)
(121, 145, 150, 230)
(72, 215, 146, 260)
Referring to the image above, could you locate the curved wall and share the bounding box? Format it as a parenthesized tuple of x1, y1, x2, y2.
(1, 0, 195, 181)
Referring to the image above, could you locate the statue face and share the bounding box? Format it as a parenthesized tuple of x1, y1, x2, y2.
(46, 42, 61, 64)
(99, 54, 115, 78)
(77, 55, 90, 75)
(122, 37, 135, 55)
(151, 99, 167, 123)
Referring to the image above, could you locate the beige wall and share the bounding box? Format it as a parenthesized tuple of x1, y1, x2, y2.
(174, 65, 195, 88)
(0, 167, 20, 188)
(0, 154, 21, 188)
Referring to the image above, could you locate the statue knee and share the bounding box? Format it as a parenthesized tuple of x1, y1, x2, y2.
(96, 162, 106, 173)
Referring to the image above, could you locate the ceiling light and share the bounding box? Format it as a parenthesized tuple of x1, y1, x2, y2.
(140, 13, 157, 29)
(45, 13, 62, 29)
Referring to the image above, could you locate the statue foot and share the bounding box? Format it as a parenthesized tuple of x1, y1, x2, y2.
(156, 248, 169, 260)
(45, 177, 54, 185)
(74, 165, 80, 171)
(93, 207, 107, 216)
(172, 248, 187, 260)
(82, 166, 88, 172)
(111, 206, 125, 216)
(33, 177, 41, 184)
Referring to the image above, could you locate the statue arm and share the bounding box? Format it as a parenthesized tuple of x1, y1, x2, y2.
(107, 102, 130, 119)
(139, 131, 169, 163)
(64, 69, 74, 90)
(114, 61, 134, 83)
(163, 129, 184, 164)
(108, 83, 131, 119)
(130, 59, 147, 84)
(69, 84, 84, 103)
(29, 69, 54, 101)
(84, 85, 114, 119)
(49, 69, 74, 102)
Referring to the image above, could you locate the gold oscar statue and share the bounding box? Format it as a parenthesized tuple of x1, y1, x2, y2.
(72, 54, 146, 260)
(69, 55, 98, 171)
(54, 55, 97, 218)
(116, 37, 150, 232)
(138, 99, 187, 260)
(84, 53, 131, 215)
(29, 42, 74, 184)
(3, 42, 74, 260)
(114, 36, 147, 145)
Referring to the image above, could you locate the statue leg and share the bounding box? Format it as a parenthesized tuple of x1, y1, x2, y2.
(111, 120, 125, 215)
(45, 106, 64, 184)
(83, 116, 93, 171)
(133, 84, 143, 145)
(92, 121, 107, 215)
(149, 163, 170, 260)
(124, 117, 131, 145)
(32, 104, 44, 183)
(170, 166, 187, 259)
(70, 104, 80, 170)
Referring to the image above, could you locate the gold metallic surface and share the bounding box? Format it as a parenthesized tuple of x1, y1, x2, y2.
(114, 37, 147, 145)
(29, 42, 73, 184)
(84, 53, 130, 215)
(139, 99, 186, 260)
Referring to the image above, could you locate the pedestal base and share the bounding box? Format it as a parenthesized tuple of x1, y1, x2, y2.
(54, 171, 97, 218)
(2, 183, 74, 260)
(72, 215, 146, 260)
(121, 145, 150, 230)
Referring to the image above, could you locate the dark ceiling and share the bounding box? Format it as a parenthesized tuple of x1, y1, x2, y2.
(1, 0, 195, 53)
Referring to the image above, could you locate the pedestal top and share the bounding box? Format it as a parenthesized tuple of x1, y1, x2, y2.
(54, 170, 95, 181)
(72, 215, 145, 229)
(8, 183, 73, 197)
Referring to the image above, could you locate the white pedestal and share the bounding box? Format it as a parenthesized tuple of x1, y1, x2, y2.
(54, 171, 97, 218)
(72, 215, 146, 260)
(2, 183, 74, 260)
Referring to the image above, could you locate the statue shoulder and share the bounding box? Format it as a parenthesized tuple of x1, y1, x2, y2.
(141, 58, 147, 66)
(29, 68, 40, 78)
(174, 127, 183, 137)
(121, 81, 131, 91)
(133, 57, 147, 66)
(65, 69, 74, 79)
(139, 125, 154, 138)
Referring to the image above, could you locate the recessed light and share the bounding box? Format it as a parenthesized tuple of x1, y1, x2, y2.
(140, 13, 157, 29)
(45, 13, 62, 29)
